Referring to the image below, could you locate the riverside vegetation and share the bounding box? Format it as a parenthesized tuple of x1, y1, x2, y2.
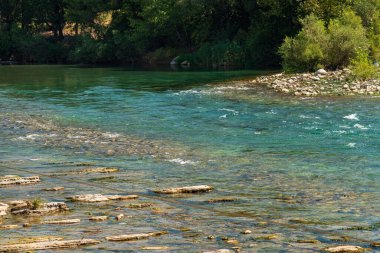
(0, 0, 380, 76)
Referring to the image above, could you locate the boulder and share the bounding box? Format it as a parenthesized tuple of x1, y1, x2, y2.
(315, 69, 328, 75)
(170, 56, 179, 65)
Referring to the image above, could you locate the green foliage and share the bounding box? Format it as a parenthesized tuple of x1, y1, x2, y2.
(350, 50, 378, 80)
(31, 198, 44, 210)
(178, 41, 244, 67)
(279, 15, 327, 72)
(0, 0, 379, 70)
(325, 10, 369, 69)
(280, 11, 369, 71)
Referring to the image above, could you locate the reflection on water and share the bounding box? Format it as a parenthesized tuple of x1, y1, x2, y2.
(0, 66, 379, 252)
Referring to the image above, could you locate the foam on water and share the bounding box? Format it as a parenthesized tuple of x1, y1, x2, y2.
(343, 113, 359, 120)
(168, 158, 199, 165)
(354, 123, 369, 130)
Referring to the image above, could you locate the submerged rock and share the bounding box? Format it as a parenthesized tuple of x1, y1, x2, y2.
(10, 201, 69, 216)
(52, 167, 119, 176)
(128, 203, 153, 209)
(43, 187, 64, 191)
(296, 239, 319, 244)
(206, 197, 238, 203)
(0, 175, 40, 187)
(255, 234, 278, 240)
(0, 239, 100, 252)
(105, 231, 168, 241)
(42, 219, 81, 225)
(153, 185, 213, 194)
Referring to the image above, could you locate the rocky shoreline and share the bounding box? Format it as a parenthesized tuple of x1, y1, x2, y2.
(249, 69, 380, 96)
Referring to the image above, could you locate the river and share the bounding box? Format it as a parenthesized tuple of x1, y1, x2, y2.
(0, 65, 379, 252)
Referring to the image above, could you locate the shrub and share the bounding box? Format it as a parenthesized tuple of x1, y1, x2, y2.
(325, 10, 369, 69)
(350, 50, 378, 80)
(279, 15, 327, 72)
(279, 11, 370, 72)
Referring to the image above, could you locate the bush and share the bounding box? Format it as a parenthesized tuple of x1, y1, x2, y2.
(279, 11, 370, 72)
(325, 11, 369, 69)
(279, 15, 327, 72)
(350, 50, 378, 80)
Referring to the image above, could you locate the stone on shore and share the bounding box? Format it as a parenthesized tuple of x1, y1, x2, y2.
(0, 224, 19, 230)
(0, 203, 9, 217)
(323, 245, 368, 253)
(141, 246, 170, 250)
(203, 250, 234, 253)
(43, 187, 64, 191)
(0, 175, 40, 187)
(316, 69, 328, 75)
(42, 219, 81, 225)
(68, 194, 138, 202)
(249, 69, 380, 96)
(0, 239, 100, 252)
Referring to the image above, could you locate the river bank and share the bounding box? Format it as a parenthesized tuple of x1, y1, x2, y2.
(249, 69, 380, 96)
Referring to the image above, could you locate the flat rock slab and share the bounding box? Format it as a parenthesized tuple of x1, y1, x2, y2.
(89, 216, 108, 222)
(42, 219, 81, 225)
(52, 167, 119, 176)
(203, 250, 234, 253)
(0, 175, 40, 187)
(11, 202, 69, 216)
(6, 236, 63, 244)
(106, 231, 168, 242)
(206, 197, 238, 203)
(324, 245, 368, 253)
(43, 187, 64, 191)
(0, 225, 19, 230)
(153, 185, 213, 194)
(0, 239, 100, 252)
(141, 246, 170, 250)
(68, 194, 138, 202)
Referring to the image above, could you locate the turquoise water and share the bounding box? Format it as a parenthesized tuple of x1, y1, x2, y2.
(0, 66, 379, 252)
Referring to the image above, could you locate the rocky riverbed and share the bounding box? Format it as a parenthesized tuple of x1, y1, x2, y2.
(249, 69, 380, 96)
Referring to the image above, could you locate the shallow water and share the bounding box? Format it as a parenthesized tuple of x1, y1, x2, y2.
(0, 66, 379, 252)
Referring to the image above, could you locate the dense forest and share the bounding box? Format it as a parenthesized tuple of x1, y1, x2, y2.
(0, 0, 380, 72)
